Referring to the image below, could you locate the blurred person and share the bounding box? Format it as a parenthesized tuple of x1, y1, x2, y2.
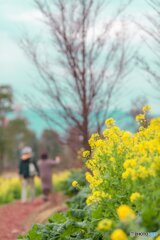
(19, 146, 39, 203)
(38, 153, 60, 201)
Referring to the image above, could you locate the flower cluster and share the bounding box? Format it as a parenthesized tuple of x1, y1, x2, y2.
(86, 190, 111, 205)
(0, 170, 72, 204)
(0, 177, 21, 204)
(83, 107, 160, 239)
(122, 118, 160, 180)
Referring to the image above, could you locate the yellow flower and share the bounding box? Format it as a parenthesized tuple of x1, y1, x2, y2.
(139, 126, 144, 131)
(93, 191, 112, 199)
(138, 166, 149, 179)
(111, 229, 128, 240)
(86, 190, 111, 205)
(85, 172, 93, 182)
(52, 170, 71, 185)
(95, 139, 104, 147)
(122, 168, 132, 179)
(143, 105, 151, 113)
(72, 181, 78, 188)
(88, 133, 100, 148)
(123, 159, 137, 169)
(86, 195, 95, 205)
(130, 192, 141, 202)
(105, 118, 115, 127)
(136, 114, 145, 122)
(85, 172, 103, 188)
(155, 236, 160, 240)
(103, 128, 109, 137)
(110, 157, 115, 162)
(117, 205, 136, 222)
(82, 150, 90, 158)
(97, 219, 112, 231)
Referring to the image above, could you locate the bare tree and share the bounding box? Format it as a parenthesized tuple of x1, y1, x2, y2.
(20, 0, 134, 149)
(66, 125, 83, 155)
(137, 0, 160, 97)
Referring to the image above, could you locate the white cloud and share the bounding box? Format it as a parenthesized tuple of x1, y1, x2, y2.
(86, 18, 143, 45)
(0, 32, 22, 65)
(0, 1, 43, 26)
(0, 31, 32, 86)
(6, 10, 44, 24)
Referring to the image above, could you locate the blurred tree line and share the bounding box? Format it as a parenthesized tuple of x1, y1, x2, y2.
(0, 85, 66, 172)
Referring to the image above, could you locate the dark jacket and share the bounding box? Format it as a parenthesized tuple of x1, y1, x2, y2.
(19, 158, 39, 178)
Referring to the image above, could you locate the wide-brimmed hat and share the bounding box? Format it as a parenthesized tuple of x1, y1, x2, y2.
(21, 146, 33, 160)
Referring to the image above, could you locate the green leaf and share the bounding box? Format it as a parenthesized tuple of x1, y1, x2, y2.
(27, 225, 43, 240)
(49, 213, 67, 223)
(70, 209, 86, 220)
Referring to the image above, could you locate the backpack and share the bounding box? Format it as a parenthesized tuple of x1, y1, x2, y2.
(29, 162, 38, 177)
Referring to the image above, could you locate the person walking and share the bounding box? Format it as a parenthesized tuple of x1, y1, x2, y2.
(38, 153, 60, 201)
(19, 146, 38, 203)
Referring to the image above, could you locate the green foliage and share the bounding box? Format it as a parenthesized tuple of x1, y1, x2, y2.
(0, 85, 13, 167)
(0, 84, 39, 169)
(20, 206, 103, 240)
(0, 85, 13, 118)
(6, 118, 37, 163)
(18, 225, 43, 240)
(66, 187, 89, 209)
(19, 170, 103, 240)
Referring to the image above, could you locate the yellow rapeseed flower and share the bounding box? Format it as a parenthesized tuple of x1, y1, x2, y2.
(105, 118, 115, 127)
(72, 181, 78, 188)
(82, 150, 90, 158)
(52, 170, 71, 185)
(97, 219, 112, 231)
(110, 157, 115, 162)
(123, 159, 137, 169)
(85, 172, 103, 188)
(111, 229, 128, 240)
(139, 126, 145, 131)
(136, 114, 145, 122)
(88, 133, 100, 148)
(117, 205, 136, 222)
(143, 105, 151, 113)
(138, 166, 149, 179)
(155, 236, 160, 240)
(122, 168, 132, 179)
(86, 191, 111, 205)
(130, 192, 141, 202)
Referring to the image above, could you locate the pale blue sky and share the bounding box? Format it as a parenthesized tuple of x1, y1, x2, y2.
(0, 0, 159, 116)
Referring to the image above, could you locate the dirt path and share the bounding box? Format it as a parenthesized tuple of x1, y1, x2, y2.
(0, 193, 66, 240)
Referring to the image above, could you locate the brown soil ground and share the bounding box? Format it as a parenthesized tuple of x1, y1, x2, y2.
(0, 193, 67, 240)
